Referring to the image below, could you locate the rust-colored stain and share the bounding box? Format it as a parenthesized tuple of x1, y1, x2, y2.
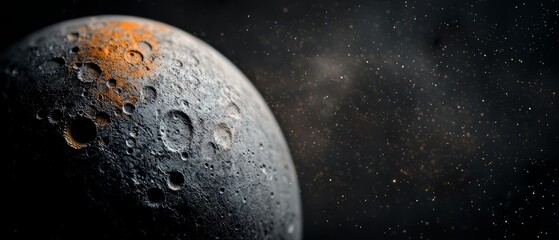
(71, 20, 159, 111)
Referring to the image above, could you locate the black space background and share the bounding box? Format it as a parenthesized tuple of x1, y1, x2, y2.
(1, 0, 558, 239)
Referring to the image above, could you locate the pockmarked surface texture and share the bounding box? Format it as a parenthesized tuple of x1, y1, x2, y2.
(0, 15, 301, 240)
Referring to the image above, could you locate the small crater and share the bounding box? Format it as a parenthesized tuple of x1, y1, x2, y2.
(77, 63, 101, 83)
(107, 78, 117, 88)
(95, 112, 110, 125)
(70, 47, 79, 53)
(64, 117, 97, 149)
(213, 123, 232, 149)
(168, 171, 185, 191)
(139, 41, 153, 50)
(160, 110, 193, 152)
(180, 152, 189, 161)
(125, 138, 136, 147)
(123, 103, 135, 115)
(173, 59, 183, 67)
(142, 86, 157, 102)
(186, 75, 200, 85)
(185, 54, 199, 66)
(147, 188, 165, 203)
(219, 188, 225, 195)
(36, 109, 47, 120)
(124, 50, 144, 64)
(67, 32, 79, 41)
(225, 103, 241, 119)
(39, 58, 65, 74)
(130, 129, 138, 138)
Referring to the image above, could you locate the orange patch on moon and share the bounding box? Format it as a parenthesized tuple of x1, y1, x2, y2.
(72, 20, 159, 111)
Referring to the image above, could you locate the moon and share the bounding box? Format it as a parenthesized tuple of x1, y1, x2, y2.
(0, 15, 301, 239)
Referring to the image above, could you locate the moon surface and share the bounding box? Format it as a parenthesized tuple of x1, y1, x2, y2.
(0, 15, 301, 239)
